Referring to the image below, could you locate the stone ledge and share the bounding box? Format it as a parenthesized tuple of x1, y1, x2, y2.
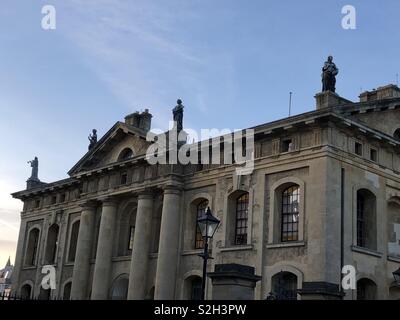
(266, 241, 305, 249)
(149, 253, 159, 259)
(351, 245, 383, 258)
(181, 249, 203, 256)
(388, 255, 400, 263)
(219, 245, 253, 252)
(21, 266, 37, 271)
(112, 256, 131, 262)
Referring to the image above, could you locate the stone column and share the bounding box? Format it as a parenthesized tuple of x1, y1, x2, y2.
(70, 202, 96, 300)
(127, 192, 154, 299)
(154, 186, 182, 300)
(11, 219, 27, 294)
(91, 199, 118, 300)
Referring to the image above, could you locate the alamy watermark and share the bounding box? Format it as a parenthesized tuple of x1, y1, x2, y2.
(145, 122, 255, 175)
(342, 5, 356, 30)
(41, 265, 56, 290)
(41, 5, 56, 30)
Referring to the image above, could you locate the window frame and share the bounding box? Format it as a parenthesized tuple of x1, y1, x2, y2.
(128, 225, 135, 251)
(280, 185, 300, 242)
(268, 177, 305, 245)
(234, 193, 249, 245)
(194, 200, 208, 249)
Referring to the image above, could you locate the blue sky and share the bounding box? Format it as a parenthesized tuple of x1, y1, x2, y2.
(1, 0, 400, 266)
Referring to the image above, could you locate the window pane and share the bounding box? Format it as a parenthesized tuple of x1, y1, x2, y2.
(195, 200, 208, 249)
(235, 193, 249, 245)
(281, 186, 299, 242)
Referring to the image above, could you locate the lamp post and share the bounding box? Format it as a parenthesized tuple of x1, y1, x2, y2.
(197, 207, 220, 300)
(393, 267, 400, 286)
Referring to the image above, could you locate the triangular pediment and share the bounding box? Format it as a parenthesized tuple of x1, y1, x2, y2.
(68, 122, 151, 176)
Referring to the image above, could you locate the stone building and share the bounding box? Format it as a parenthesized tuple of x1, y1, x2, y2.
(10, 86, 400, 300)
(0, 257, 13, 295)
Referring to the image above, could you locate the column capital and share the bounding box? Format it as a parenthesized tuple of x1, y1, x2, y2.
(137, 188, 155, 200)
(98, 197, 119, 207)
(79, 200, 98, 210)
(163, 184, 183, 195)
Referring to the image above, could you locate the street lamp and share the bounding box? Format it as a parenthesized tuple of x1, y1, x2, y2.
(197, 207, 220, 300)
(393, 267, 400, 286)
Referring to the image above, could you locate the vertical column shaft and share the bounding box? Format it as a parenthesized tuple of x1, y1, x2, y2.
(91, 199, 118, 300)
(154, 186, 182, 299)
(127, 192, 154, 299)
(70, 202, 96, 299)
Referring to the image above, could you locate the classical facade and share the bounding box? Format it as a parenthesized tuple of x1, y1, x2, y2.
(10, 86, 400, 300)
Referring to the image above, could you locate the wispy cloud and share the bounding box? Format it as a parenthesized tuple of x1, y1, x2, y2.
(56, 0, 214, 130)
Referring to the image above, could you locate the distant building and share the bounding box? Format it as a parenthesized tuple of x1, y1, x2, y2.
(0, 257, 13, 295)
(10, 85, 400, 300)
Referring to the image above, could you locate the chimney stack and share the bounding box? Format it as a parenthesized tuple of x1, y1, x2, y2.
(124, 109, 152, 132)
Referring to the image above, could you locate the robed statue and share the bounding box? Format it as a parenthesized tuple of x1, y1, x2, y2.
(322, 56, 339, 92)
(88, 129, 98, 150)
(173, 99, 184, 132)
(27, 157, 39, 180)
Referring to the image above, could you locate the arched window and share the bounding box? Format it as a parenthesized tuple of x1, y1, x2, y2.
(68, 220, 80, 262)
(235, 193, 249, 245)
(357, 278, 377, 300)
(151, 203, 162, 253)
(190, 277, 202, 300)
(117, 203, 137, 256)
(281, 186, 300, 242)
(357, 189, 377, 250)
(389, 286, 400, 300)
(110, 275, 129, 300)
(118, 148, 134, 161)
(25, 228, 40, 266)
(45, 224, 59, 264)
(387, 199, 400, 258)
(20, 284, 32, 300)
(271, 271, 298, 300)
(394, 128, 400, 140)
(63, 282, 72, 300)
(195, 200, 208, 249)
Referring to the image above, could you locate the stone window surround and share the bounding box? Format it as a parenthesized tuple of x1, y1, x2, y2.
(23, 224, 42, 268)
(19, 280, 34, 298)
(223, 189, 254, 248)
(66, 217, 80, 263)
(267, 176, 305, 245)
(43, 223, 60, 266)
(264, 263, 304, 300)
(184, 192, 213, 251)
(351, 184, 380, 253)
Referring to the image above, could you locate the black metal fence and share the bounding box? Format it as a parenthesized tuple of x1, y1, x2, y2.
(0, 292, 25, 300)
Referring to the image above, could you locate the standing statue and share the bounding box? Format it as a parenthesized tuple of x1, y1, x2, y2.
(88, 129, 97, 150)
(173, 99, 184, 132)
(27, 157, 39, 181)
(322, 56, 339, 92)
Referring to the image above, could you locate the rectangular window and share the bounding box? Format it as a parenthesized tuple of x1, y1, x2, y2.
(235, 193, 249, 245)
(51, 195, 57, 205)
(128, 226, 135, 250)
(60, 193, 66, 203)
(281, 186, 300, 242)
(35, 199, 41, 208)
(370, 148, 377, 162)
(120, 172, 128, 185)
(281, 139, 292, 153)
(355, 142, 363, 156)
